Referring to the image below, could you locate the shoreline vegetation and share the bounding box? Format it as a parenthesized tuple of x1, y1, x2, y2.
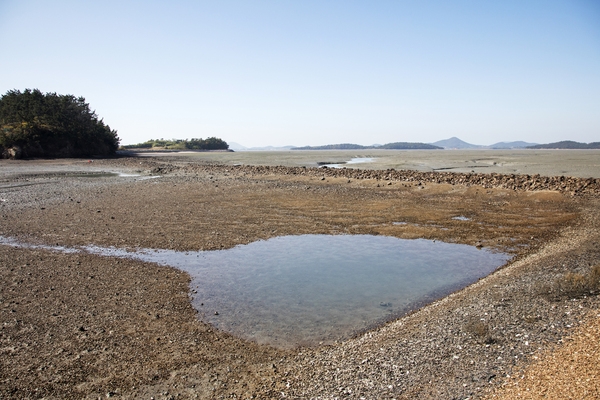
(0, 89, 119, 159)
(526, 140, 600, 149)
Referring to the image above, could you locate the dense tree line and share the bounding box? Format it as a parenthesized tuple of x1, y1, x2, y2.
(0, 89, 120, 159)
(123, 137, 229, 151)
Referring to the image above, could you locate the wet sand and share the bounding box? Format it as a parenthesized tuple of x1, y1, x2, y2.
(1, 154, 599, 399)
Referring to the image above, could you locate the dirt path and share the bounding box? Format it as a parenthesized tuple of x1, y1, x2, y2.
(1, 157, 599, 399)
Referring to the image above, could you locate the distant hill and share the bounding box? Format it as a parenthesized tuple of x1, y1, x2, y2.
(489, 141, 538, 149)
(234, 138, 599, 152)
(431, 137, 482, 149)
(228, 142, 247, 151)
(432, 137, 541, 149)
(123, 137, 229, 151)
(293, 143, 367, 150)
(292, 143, 372, 150)
(292, 142, 441, 150)
(378, 142, 442, 150)
(527, 141, 600, 149)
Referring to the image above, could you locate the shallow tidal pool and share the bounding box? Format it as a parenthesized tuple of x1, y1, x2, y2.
(85, 234, 510, 348)
(0, 234, 509, 348)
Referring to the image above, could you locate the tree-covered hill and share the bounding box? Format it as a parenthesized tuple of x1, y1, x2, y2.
(0, 89, 120, 159)
(122, 137, 229, 151)
(527, 141, 600, 149)
(378, 142, 442, 150)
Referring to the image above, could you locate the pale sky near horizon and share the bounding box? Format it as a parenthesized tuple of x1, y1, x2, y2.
(1, 1, 599, 147)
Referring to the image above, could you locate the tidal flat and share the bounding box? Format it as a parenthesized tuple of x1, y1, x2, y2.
(0, 151, 599, 399)
(134, 148, 600, 178)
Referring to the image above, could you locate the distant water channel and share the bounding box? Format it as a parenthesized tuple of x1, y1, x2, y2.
(0, 234, 509, 348)
(320, 157, 374, 168)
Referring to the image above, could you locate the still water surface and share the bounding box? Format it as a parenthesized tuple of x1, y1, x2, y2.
(84, 235, 509, 348)
(320, 157, 374, 168)
(0, 234, 508, 348)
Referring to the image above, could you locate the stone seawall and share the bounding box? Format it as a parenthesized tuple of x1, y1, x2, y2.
(188, 164, 600, 196)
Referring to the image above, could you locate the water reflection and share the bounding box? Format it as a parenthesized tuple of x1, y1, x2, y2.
(0, 234, 509, 348)
(320, 157, 374, 168)
(452, 216, 471, 221)
(87, 235, 508, 348)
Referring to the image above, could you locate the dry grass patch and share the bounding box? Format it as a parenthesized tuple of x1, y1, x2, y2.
(539, 264, 600, 301)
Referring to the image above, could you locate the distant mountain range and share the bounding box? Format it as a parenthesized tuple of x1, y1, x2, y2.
(430, 137, 482, 149)
(430, 137, 539, 149)
(427, 137, 600, 149)
(292, 142, 442, 150)
(231, 138, 600, 151)
(489, 141, 540, 149)
(290, 138, 537, 150)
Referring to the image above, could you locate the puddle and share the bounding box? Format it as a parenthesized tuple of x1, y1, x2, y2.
(0, 236, 80, 253)
(117, 173, 161, 180)
(320, 158, 374, 168)
(41, 171, 160, 180)
(0, 234, 509, 348)
(65, 172, 118, 178)
(452, 216, 471, 221)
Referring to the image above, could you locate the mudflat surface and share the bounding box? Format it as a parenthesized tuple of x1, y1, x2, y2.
(132, 149, 600, 178)
(1, 155, 599, 399)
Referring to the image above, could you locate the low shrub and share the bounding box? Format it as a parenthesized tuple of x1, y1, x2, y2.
(539, 264, 600, 300)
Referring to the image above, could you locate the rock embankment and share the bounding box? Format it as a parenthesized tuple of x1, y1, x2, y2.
(165, 163, 600, 196)
(249, 166, 600, 195)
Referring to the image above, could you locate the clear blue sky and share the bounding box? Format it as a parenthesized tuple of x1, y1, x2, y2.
(1, 1, 599, 147)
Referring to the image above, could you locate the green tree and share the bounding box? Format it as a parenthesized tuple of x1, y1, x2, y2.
(123, 137, 229, 151)
(0, 89, 120, 158)
(185, 137, 229, 150)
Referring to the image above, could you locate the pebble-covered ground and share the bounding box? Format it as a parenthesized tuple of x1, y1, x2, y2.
(487, 313, 600, 399)
(0, 156, 599, 399)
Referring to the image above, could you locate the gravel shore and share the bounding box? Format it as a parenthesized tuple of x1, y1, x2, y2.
(1, 156, 599, 399)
